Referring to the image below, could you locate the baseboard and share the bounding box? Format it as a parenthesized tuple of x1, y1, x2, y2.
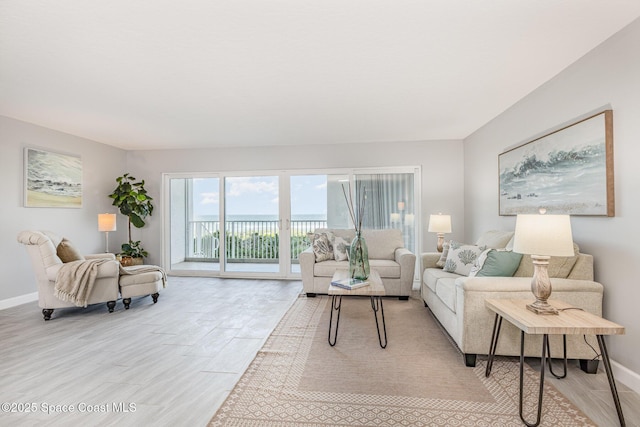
(0, 292, 38, 311)
(611, 358, 640, 395)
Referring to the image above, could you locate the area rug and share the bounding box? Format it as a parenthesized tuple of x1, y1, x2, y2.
(209, 295, 595, 426)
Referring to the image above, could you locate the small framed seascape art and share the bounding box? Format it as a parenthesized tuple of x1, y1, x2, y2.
(498, 110, 614, 216)
(24, 147, 83, 208)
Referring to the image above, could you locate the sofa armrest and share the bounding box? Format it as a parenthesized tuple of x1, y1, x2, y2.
(300, 247, 316, 292)
(456, 276, 603, 317)
(452, 276, 604, 357)
(395, 248, 416, 290)
(46, 259, 120, 281)
(456, 276, 603, 294)
(421, 252, 441, 270)
(85, 253, 116, 260)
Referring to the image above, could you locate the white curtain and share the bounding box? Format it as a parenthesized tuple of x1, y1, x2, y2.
(355, 173, 415, 251)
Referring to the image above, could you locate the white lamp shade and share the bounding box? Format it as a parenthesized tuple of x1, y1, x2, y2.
(512, 214, 574, 256)
(98, 213, 117, 232)
(428, 214, 452, 233)
(405, 213, 415, 226)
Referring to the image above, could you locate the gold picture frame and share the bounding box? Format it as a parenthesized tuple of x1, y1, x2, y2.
(24, 147, 83, 208)
(499, 110, 614, 216)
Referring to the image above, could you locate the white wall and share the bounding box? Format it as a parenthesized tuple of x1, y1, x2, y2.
(464, 19, 640, 385)
(0, 116, 127, 303)
(125, 140, 465, 268)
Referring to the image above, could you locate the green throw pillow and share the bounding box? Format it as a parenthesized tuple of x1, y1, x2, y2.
(473, 249, 522, 277)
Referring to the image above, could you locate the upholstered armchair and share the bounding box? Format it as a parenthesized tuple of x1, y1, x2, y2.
(17, 230, 120, 320)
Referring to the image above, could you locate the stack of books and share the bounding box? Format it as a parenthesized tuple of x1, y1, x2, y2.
(331, 277, 369, 290)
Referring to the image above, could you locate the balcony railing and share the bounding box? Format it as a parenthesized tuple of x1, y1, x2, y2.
(187, 219, 327, 262)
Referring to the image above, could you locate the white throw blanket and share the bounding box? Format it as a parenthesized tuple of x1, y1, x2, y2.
(54, 258, 111, 307)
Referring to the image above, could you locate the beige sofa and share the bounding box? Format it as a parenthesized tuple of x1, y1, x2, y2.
(300, 228, 416, 299)
(421, 230, 604, 370)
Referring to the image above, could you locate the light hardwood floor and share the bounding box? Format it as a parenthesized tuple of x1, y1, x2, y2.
(1, 276, 638, 426)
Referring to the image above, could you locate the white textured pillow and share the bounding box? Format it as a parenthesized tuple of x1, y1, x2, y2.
(312, 233, 334, 262)
(436, 241, 450, 268)
(333, 236, 350, 261)
(443, 241, 487, 276)
(469, 248, 491, 277)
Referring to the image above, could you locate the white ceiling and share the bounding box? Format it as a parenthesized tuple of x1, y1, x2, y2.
(2, 1, 640, 150)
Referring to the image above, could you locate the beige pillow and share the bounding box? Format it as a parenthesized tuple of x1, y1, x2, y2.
(514, 243, 580, 279)
(57, 238, 85, 263)
(475, 230, 515, 249)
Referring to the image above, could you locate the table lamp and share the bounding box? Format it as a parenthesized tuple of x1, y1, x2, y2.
(512, 211, 574, 315)
(428, 214, 451, 252)
(98, 213, 117, 253)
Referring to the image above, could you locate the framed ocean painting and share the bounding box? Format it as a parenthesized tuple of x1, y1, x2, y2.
(24, 147, 83, 208)
(498, 110, 614, 216)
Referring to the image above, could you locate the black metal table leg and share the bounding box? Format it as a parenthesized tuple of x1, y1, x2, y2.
(328, 295, 342, 346)
(545, 335, 567, 379)
(371, 296, 387, 348)
(486, 313, 503, 377)
(519, 331, 547, 427)
(597, 335, 626, 426)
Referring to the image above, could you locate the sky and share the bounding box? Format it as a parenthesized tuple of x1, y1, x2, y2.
(192, 175, 328, 219)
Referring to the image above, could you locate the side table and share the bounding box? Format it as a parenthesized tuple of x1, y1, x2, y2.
(485, 298, 625, 427)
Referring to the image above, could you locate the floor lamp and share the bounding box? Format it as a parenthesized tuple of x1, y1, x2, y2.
(98, 213, 117, 253)
(512, 211, 574, 315)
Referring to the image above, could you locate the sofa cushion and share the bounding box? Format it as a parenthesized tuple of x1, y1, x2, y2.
(314, 260, 348, 277)
(312, 233, 334, 262)
(57, 238, 85, 263)
(475, 230, 514, 249)
(423, 268, 461, 293)
(514, 243, 580, 279)
(369, 259, 401, 278)
(362, 229, 403, 260)
(435, 277, 457, 313)
(469, 249, 522, 277)
(443, 241, 486, 276)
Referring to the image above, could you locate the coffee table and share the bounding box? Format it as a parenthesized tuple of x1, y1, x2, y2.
(485, 298, 625, 427)
(327, 269, 387, 348)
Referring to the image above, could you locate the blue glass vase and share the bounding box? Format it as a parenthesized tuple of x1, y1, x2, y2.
(349, 232, 370, 280)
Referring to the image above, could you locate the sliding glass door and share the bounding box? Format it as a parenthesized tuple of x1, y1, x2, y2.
(164, 167, 419, 278)
(224, 175, 281, 273)
(167, 176, 221, 273)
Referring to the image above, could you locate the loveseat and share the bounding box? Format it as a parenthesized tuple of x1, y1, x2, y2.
(300, 228, 416, 299)
(421, 230, 604, 370)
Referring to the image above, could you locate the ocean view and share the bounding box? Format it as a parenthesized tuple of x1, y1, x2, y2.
(196, 214, 326, 222)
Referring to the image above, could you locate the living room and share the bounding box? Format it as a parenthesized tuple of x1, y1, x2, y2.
(2, 2, 640, 426)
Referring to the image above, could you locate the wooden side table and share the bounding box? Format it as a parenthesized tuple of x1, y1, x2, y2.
(328, 270, 387, 348)
(484, 299, 625, 427)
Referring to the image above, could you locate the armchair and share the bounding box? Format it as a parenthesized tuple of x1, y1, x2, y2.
(17, 230, 120, 320)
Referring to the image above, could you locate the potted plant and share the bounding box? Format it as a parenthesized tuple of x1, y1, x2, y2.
(109, 173, 154, 265)
(118, 241, 149, 266)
